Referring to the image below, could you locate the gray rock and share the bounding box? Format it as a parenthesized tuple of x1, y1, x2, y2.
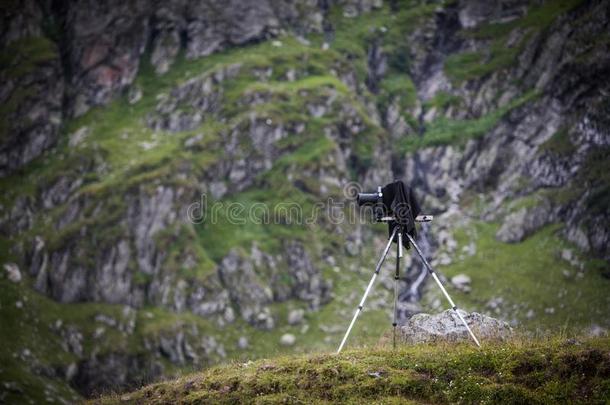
(280, 333, 296, 346)
(237, 336, 249, 349)
(561, 248, 573, 262)
(158, 331, 190, 365)
(150, 8, 182, 75)
(127, 86, 142, 105)
(223, 306, 235, 323)
(0, 43, 63, 175)
(345, 240, 360, 256)
(485, 297, 504, 313)
(450, 274, 471, 293)
(400, 310, 513, 344)
(184, 133, 204, 149)
(398, 301, 423, 319)
(218, 249, 273, 329)
(287, 309, 305, 326)
(3, 263, 21, 283)
(587, 325, 607, 337)
(68, 127, 89, 147)
(281, 241, 332, 310)
(60, 326, 83, 357)
(94, 314, 117, 328)
(65, 363, 78, 381)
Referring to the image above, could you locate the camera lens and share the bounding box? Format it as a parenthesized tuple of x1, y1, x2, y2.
(357, 192, 380, 206)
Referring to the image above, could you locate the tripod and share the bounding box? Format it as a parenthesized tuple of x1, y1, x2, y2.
(336, 216, 481, 353)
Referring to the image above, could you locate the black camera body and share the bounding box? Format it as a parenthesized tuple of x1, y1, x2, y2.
(357, 180, 421, 247)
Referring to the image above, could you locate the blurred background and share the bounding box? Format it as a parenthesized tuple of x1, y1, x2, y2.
(1, 0, 609, 402)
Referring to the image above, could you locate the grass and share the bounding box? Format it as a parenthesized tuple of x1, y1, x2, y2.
(306, 0, 438, 112)
(444, 0, 587, 83)
(0, 276, 129, 404)
(1, 0, 607, 402)
(0, 25, 397, 396)
(420, 221, 610, 332)
(401, 91, 538, 152)
(541, 145, 610, 218)
(577, 147, 610, 215)
(538, 128, 574, 156)
(424, 91, 464, 111)
(444, 45, 522, 84)
(0, 223, 402, 402)
(0, 36, 58, 79)
(0, 35, 57, 141)
(91, 336, 610, 404)
(469, 0, 587, 40)
(378, 74, 418, 113)
(0, 25, 387, 277)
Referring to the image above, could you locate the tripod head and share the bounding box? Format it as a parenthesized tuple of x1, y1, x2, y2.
(378, 215, 434, 223)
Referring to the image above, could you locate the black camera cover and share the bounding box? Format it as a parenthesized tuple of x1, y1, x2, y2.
(381, 180, 421, 248)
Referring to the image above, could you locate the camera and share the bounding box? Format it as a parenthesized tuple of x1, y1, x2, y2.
(356, 181, 423, 247)
(356, 186, 382, 207)
(338, 180, 479, 353)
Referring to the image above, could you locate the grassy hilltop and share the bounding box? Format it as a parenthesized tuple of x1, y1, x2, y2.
(93, 337, 610, 404)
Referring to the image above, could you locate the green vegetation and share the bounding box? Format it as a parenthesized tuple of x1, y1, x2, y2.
(424, 91, 464, 110)
(314, 0, 438, 131)
(504, 193, 547, 212)
(444, 44, 521, 84)
(93, 337, 610, 404)
(321, 1, 438, 80)
(0, 230, 402, 403)
(445, 0, 587, 83)
(0, 23, 396, 401)
(580, 147, 610, 216)
(470, 0, 587, 39)
(0, 35, 58, 79)
(0, 276, 126, 404)
(538, 128, 574, 156)
(0, 35, 59, 141)
(378, 74, 418, 112)
(401, 91, 538, 152)
(421, 221, 610, 332)
(0, 1, 606, 403)
(540, 145, 610, 218)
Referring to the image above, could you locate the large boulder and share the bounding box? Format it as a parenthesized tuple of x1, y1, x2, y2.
(399, 309, 512, 344)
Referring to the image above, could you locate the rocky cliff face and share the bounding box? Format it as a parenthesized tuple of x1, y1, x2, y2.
(401, 0, 610, 258)
(1, 0, 609, 403)
(0, 1, 64, 176)
(1, 0, 351, 175)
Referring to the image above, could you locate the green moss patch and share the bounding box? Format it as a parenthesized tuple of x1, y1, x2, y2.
(0, 36, 58, 79)
(401, 91, 538, 152)
(94, 337, 610, 404)
(445, 0, 587, 84)
(538, 128, 574, 156)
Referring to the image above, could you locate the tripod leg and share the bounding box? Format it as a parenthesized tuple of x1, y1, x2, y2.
(393, 231, 402, 350)
(337, 227, 398, 354)
(405, 234, 481, 347)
